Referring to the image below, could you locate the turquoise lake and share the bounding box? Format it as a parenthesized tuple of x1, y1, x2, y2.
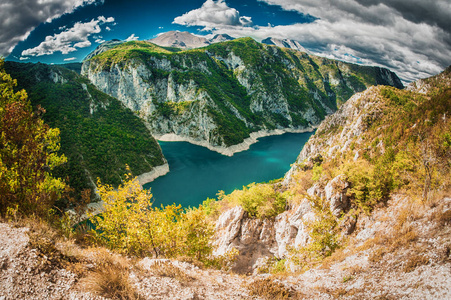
(143, 131, 314, 208)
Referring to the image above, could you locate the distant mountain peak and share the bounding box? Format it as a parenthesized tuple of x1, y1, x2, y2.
(209, 34, 235, 43)
(149, 31, 209, 49)
(148, 31, 235, 49)
(261, 37, 308, 53)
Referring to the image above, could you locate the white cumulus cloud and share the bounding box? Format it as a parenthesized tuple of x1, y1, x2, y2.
(63, 57, 77, 61)
(175, 0, 450, 82)
(0, 0, 104, 57)
(173, 0, 254, 29)
(21, 16, 115, 57)
(125, 34, 139, 42)
(253, 0, 451, 82)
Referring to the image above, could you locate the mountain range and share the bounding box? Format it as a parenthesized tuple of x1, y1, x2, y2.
(85, 31, 311, 60)
(148, 31, 234, 49)
(82, 37, 402, 153)
(149, 31, 307, 53)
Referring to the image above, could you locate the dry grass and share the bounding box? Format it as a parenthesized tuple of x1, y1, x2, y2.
(344, 264, 364, 276)
(314, 286, 349, 298)
(368, 226, 418, 264)
(320, 246, 351, 269)
(19, 217, 85, 273)
(246, 278, 294, 300)
(82, 248, 141, 300)
(403, 254, 429, 272)
(369, 247, 388, 263)
(365, 200, 422, 264)
(176, 255, 205, 269)
(148, 260, 195, 285)
(429, 202, 451, 227)
(7, 216, 141, 299)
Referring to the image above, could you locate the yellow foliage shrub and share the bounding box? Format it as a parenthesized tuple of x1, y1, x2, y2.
(89, 169, 214, 262)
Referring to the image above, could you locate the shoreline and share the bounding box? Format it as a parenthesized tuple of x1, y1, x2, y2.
(137, 163, 170, 186)
(155, 127, 317, 156)
(70, 128, 315, 221)
(69, 162, 170, 222)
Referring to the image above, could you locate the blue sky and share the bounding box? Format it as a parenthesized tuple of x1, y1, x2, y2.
(5, 0, 313, 65)
(2, 0, 451, 82)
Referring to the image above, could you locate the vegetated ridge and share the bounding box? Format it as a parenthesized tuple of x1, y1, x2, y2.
(4, 61, 166, 201)
(82, 38, 403, 153)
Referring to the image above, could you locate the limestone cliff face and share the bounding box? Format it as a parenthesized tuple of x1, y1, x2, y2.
(82, 58, 223, 146)
(82, 38, 403, 150)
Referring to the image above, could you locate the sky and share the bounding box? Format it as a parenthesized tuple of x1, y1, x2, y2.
(2, 0, 450, 82)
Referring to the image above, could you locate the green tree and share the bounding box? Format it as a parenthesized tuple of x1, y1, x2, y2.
(90, 170, 214, 261)
(218, 183, 288, 219)
(0, 59, 66, 216)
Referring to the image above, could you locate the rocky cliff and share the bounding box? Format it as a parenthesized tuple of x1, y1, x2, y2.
(211, 67, 450, 273)
(82, 38, 403, 153)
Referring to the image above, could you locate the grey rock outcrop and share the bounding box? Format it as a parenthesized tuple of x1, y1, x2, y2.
(149, 31, 210, 49)
(208, 34, 235, 43)
(325, 174, 350, 217)
(213, 206, 277, 273)
(149, 31, 235, 49)
(212, 173, 352, 273)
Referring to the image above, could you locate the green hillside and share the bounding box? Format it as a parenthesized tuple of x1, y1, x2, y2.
(5, 62, 166, 201)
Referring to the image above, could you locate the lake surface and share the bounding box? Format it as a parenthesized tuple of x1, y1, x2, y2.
(143, 131, 314, 208)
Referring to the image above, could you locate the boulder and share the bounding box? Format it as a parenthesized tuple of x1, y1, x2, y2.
(325, 174, 350, 217)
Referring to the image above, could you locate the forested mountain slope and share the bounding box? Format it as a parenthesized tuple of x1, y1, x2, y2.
(82, 38, 403, 152)
(5, 62, 166, 200)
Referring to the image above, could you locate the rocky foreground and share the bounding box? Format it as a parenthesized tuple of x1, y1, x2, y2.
(1, 191, 450, 299)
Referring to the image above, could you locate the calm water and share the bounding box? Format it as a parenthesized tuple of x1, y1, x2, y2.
(143, 132, 314, 208)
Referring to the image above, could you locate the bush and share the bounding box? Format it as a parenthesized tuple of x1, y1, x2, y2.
(342, 159, 393, 213)
(246, 278, 293, 300)
(218, 183, 288, 219)
(89, 169, 214, 262)
(82, 249, 139, 300)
